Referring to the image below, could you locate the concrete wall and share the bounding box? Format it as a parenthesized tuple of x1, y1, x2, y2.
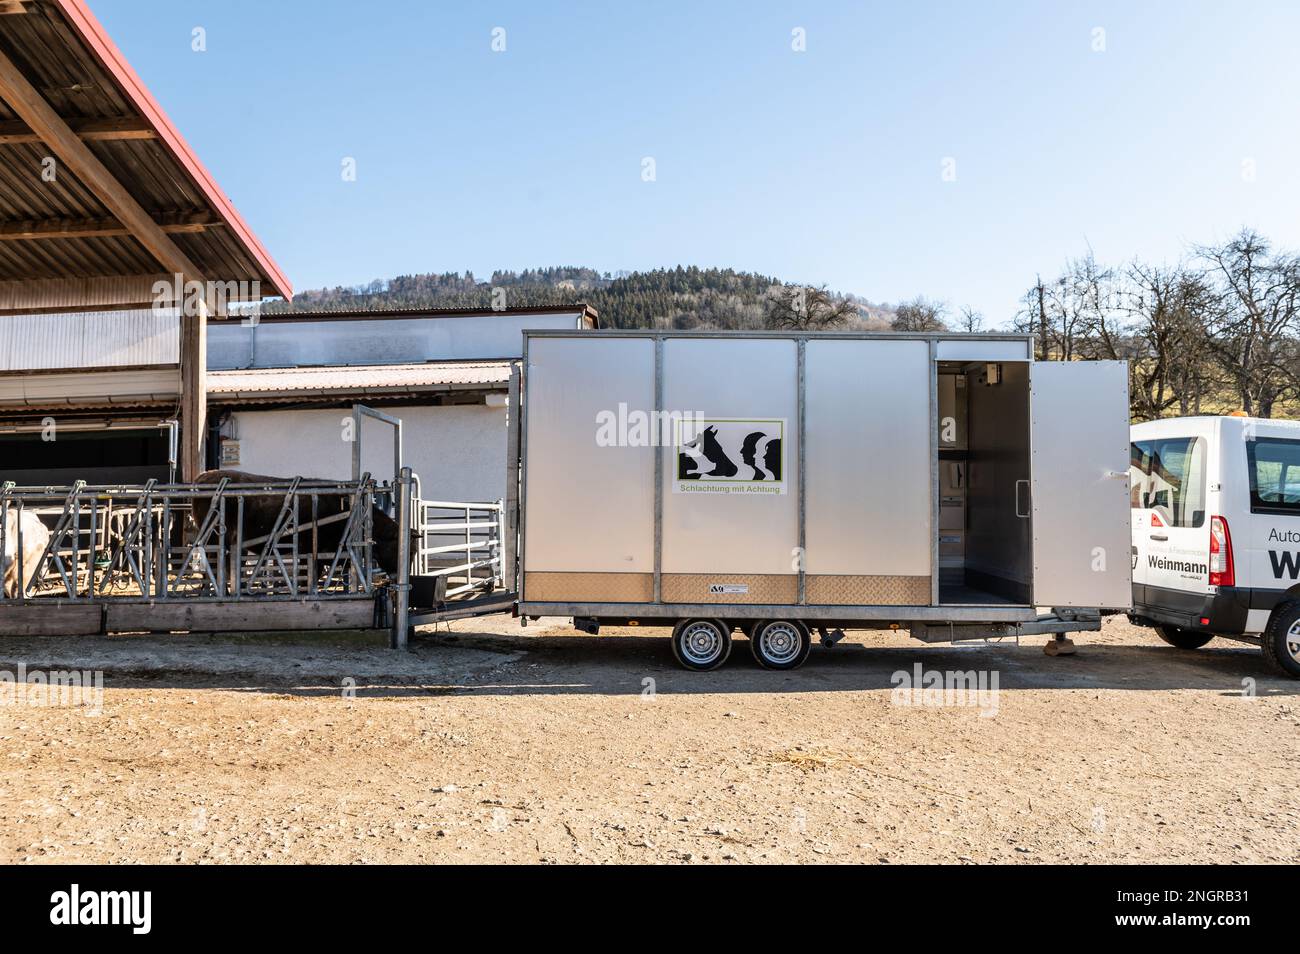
(209, 311, 584, 370)
(223, 403, 507, 502)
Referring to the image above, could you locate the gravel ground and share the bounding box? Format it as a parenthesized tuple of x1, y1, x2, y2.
(0, 615, 1296, 864)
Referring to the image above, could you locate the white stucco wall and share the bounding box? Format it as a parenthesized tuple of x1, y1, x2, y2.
(223, 403, 507, 503)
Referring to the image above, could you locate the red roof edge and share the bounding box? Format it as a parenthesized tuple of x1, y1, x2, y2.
(55, 0, 293, 300)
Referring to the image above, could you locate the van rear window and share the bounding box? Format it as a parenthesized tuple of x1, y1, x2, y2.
(1130, 436, 1206, 528)
(1247, 437, 1300, 515)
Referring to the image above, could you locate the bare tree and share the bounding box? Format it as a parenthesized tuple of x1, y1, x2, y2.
(764, 284, 857, 331)
(1013, 261, 1096, 361)
(1007, 231, 1300, 421)
(956, 306, 984, 333)
(1199, 229, 1300, 416)
(1070, 253, 1129, 362)
(892, 296, 948, 332)
(1124, 261, 1217, 419)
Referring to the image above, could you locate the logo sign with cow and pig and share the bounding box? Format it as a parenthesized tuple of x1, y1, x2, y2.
(673, 417, 786, 495)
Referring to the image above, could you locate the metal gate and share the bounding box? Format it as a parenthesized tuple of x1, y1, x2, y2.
(413, 498, 504, 598)
(1, 476, 386, 608)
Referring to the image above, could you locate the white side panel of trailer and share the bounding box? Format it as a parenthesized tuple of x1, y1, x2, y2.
(660, 338, 799, 574)
(804, 339, 931, 576)
(522, 337, 656, 572)
(1029, 360, 1133, 608)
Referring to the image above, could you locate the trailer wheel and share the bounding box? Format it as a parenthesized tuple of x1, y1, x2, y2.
(670, 619, 732, 672)
(1154, 624, 1214, 650)
(1261, 603, 1300, 678)
(750, 619, 812, 670)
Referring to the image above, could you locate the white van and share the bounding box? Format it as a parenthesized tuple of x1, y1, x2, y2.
(1129, 415, 1300, 677)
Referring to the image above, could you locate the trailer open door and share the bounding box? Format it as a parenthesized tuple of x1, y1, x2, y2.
(1028, 361, 1132, 609)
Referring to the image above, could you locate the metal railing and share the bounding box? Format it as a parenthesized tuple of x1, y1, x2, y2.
(0, 477, 387, 603)
(413, 498, 504, 598)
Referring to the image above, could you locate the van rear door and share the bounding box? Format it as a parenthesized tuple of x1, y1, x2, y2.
(1130, 435, 1211, 599)
(1028, 361, 1132, 608)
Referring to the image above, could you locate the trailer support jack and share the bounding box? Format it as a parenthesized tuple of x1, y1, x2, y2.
(1043, 633, 1077, 657)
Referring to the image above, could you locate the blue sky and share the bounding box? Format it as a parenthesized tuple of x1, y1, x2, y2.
(95, 0, 1300, 326)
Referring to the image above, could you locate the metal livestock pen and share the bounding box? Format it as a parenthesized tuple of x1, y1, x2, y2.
(0, 474, 506, 641)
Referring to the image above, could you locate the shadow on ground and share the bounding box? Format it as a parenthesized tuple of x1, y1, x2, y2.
(1, 625, 1293, 700)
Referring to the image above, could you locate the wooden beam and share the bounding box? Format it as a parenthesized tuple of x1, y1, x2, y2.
(0, 48, 203, 291)
(0, 604, 102, 636)
(0, 211, 223, 240)
(0, 116, 157, 144)
(0, 45, 208, 479)
(0, 599, 379, 636)
(0, 1, 37, 16)
(103, 599, 377, 634)
(181, 299, 207, 480)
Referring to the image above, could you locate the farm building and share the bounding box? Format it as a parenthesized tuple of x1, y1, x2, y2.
(2, 304, 598, 494)
(206, 305, 598, 501)
(0, 0, 290, 484)
(0, 2, 590, 500)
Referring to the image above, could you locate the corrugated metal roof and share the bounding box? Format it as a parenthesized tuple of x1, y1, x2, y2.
(0, 1, 290, 297)
(207, 361, 514, 397)
(0, 308, 179, 371)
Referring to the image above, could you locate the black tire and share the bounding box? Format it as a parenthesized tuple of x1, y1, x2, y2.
(749, 619, 812, 671)
(1261, 603, 1300, 678)
(1154, 624, 1214, 650)
(670, 618, 732, 672)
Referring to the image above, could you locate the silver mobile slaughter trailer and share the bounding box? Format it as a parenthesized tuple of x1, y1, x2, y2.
(504, 330, 1133, 671)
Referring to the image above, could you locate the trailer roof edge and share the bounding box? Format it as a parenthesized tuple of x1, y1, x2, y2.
(520, 329, 1033, 343)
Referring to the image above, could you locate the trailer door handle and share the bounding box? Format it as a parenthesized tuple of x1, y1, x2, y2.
(1014, 479, 1030, 519)
(1149, 533, 1168, 542)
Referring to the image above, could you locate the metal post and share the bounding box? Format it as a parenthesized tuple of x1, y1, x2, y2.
(160, 419, 179, 485)
(351, 403, 404, 492)
(797, 337, 806, 605)
(391, 466, 413, 650)
(495, 498, 505, 589)
(0, 493, 8, 603)
(351, 406, 361, 483)
(502, 363, 520, 595)
(929, 339, 940, 607)
(652, 335, 663, 603)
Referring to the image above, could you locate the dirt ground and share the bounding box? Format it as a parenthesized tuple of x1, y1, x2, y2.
(0, 615, 1295, 865)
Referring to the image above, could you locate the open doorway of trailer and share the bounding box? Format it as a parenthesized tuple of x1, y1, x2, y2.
(935, 360, 1033, 606)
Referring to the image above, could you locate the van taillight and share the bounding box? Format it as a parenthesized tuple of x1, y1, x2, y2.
(1209, 516, 1234, 587)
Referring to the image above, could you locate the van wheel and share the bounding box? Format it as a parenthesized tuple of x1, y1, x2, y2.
(1261, 603, 1300, 678)
(1154, 625, 1214, 650)
(670, 619, 731, 672)
(750, 619, 812, 670)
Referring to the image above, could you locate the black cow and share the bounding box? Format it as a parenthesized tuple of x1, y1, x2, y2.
(678, 425, 738, 480)
(190, 470, 409, 576)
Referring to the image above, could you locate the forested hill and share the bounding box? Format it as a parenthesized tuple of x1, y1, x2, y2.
(261, 266, 895, 330)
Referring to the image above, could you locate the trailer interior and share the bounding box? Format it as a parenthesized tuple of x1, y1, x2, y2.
(936, 360, 1032, 608)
